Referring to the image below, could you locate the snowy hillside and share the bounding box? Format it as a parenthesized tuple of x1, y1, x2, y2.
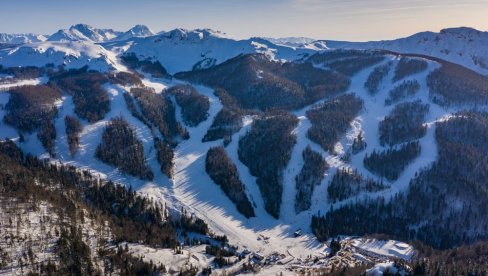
(2, 24, 488, 274)
(48, 23, 122, 42)
(325, 27, 488, 75)
(112, 28, 316, 74)
(0, 41, 126, 71)
(0, 33, 47, 44)
(0, 50, 459, 272)
(47, 23, 157, 43)
(263, 37, 317, 47)
(0, 61, 427, 273)
(1, 25, 317, 75)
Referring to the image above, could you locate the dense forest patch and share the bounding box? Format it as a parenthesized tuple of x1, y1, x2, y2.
(238, 110, 298, 218)
(130, 87, 188, 145)
(308, 50, 385, 76)
(167, 84, 210, 127)
(393, 57, 428, 82)
(95, 116, 153, 180)
(176, 53, 349, 110)
(379, 100, 429, 146)
(64, 115, 83, 157)
(4, 85, 60, 132)
(306, 94, 363, 153)
(364, 141, 421, 181)
(427, 61, 488, 105)
(154, 137, 174, 178)
(3, 84, 60, 156)
(326, 55, 385, 76)
(108, 71, 144, 86)
(295, 146, 328, 213)
(385, 80, 421, 105)
(0, 65, 45, 80)
(202, 89, 245, 144)
(206, 147, 255, 218)
(37, 120, 57, 157)
(364, 62, 392, 95)
(50, 67, 110, 122)
(327, 168, 386, 203)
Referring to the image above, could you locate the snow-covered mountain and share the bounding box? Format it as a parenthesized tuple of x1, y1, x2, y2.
(48, 23, 122, 42)
(0, 33, 47, 44)
(263, 36, 317, 47)
(114, 24, 154, 41)
(1, 26, 317, 74)
(47, 24, 157, 43)
(0, 41, 125, 71)
(325, 27, 488, 75)
(113, 28, 316, 74)
(2, 24, 488, 274)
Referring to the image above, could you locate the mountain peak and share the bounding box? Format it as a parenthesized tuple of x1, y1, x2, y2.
(439, 26, 482, 35)
(113, 24, 154, 41)
(48, 24, 121, 42)
(127, 24, 154, 36)
(160, 28, 226, 41)
(130, 24, 151, 32)
(70, 23, 94, 30)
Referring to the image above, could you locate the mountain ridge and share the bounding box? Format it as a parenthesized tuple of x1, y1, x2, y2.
(323, 26, 488, 75)
(2, 24, 488, 275)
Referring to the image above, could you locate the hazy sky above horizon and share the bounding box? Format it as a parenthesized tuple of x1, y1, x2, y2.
(2, 0, 488, 41)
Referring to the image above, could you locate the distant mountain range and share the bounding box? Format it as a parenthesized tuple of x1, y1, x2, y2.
(0, 23, 155, 44)
(1, 25, 486, 75)
(2, 23, 488, 275)
(267, 27, 488, 74)
(324, 27, 488, 75)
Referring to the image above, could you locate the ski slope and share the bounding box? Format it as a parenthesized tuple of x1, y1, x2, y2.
(0, 46, 467, 266)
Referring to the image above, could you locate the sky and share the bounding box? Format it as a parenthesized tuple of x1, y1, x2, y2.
(2, 0, 488, 41)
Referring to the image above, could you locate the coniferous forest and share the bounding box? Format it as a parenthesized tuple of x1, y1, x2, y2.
(2, 26, 488, 275)
(206, 146, 255, 218)
(95, 117, 153, 180)
(238, 110, 298, 218)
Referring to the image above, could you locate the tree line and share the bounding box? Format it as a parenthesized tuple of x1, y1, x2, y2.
(238, 110, 298, 218)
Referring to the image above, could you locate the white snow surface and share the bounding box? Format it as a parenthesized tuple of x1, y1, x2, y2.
(47, 23, 156, 43)
(0, 41, 126, 71)
(48, 23, 122, 42)
(112, 28, 316, 74)
(366, 262, 400, 276)
(2, 26, 317, 75)
(0, 43, 470, 269)
(351, 238, 415, 260)
(264, 37, 317, 47)
(0, 77, 45, 91)
(326, 27, 488, 75)
(115, 25, 154, 41)
(0, 33, 47, 44)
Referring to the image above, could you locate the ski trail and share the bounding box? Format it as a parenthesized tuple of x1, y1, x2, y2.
(0, 77, 46, 92)
(225, 116, 268, 217)
(331, 59, 456, 209)
(170, 85, 266, 251)
(0, 93, 18, 140)
(280, 115, 309, 222)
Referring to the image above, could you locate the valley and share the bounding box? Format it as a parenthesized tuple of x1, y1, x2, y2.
(1, 24, 488, 275)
